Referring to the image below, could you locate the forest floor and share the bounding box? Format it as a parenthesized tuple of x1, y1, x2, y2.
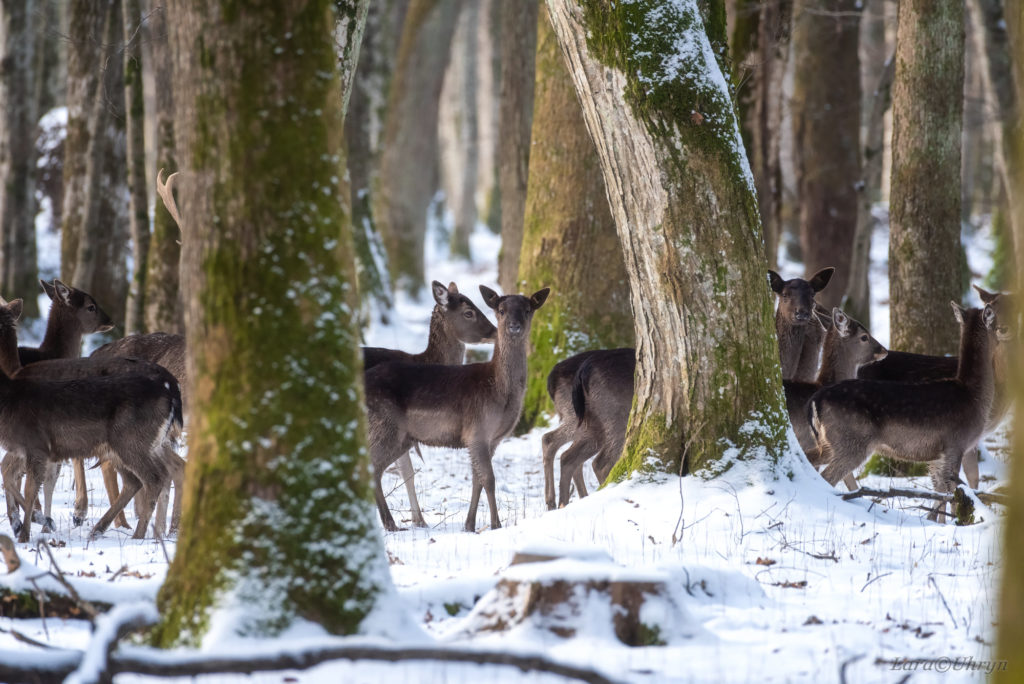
(0, 213, 1009, 683)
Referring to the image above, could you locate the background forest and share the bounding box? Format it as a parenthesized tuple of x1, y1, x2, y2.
(0, 0, 1020, 682)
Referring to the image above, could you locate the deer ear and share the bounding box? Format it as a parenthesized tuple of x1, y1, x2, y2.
(983, 304, 997, 330)
(950, 300, 966, 325)
(530, 288, 550, 311)
(767, 270, 784, 294)
(808, 267, 835, 293)
(448, 281, 459, 295)
(972, 284, 998, 304)
(53, 279, 73, 305)
(8, 299, 23, 321)
(40, 279, 56, 301)
(831, 307, 851, 336)
(479, 285, 501, 310)
(431, 281, 449, 307)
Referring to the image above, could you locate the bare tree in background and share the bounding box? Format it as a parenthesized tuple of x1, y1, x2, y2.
(122, 0, 149, 334)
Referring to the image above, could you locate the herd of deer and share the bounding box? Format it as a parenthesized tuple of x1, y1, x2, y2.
(0, 260, 1010, 542)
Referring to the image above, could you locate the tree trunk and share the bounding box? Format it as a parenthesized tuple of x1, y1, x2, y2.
(545, 0, 788, 477)
(61, 0, 129, 327)
(376, 0, 459, 296)
(122, 0, 149, 335)
(0, 0, 40, 317)
(144, 2, 183, 334)
(1007, 0, 1024, 282)
(844, 0, 890, 328)
(154, 0, 388, 646)
(889, 0, 964, 356)
(516, 5, 632, 432)
(790, 0, 861, 309)
(450, 0, 479, 259)
(496, 0, 538, 294)
(345, 0, 407, 325)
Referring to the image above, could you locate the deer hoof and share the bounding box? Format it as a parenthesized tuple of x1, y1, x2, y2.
(72, 515, 85, 528)
(11, 521, 22, 537)
(42, 517, 55, 534)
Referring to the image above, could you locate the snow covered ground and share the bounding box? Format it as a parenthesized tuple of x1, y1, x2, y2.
(0, 212, 1010, 683)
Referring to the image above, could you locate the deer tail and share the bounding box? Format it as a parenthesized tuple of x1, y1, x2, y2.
(808, 399, 822, 445)
(572, 359, 593, 421)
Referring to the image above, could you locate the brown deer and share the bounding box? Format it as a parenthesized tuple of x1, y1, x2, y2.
(784, 308, 887, 490)
(361, 280, 496, 527)
(0, 279, 115, 531)
(552, 347, 635, 509)
(366, 286, 549, 532)
(810, 302, 998, 521)
(768, 268, 835, 382)
(0, 298, 182, 541)
(856, 286, 1015, 488)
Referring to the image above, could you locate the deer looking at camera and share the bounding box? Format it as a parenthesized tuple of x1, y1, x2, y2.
(768, 268, 835, 382)
(810, 302, 998, 521)
(783, 308, 887, 490)
(0, 297, 182, 541)
(366, 286, 549, 532)
(361, 280, 496, 527)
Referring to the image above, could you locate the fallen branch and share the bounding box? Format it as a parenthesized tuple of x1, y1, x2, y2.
(0, 643, 625, 684)
(840, 486, 1007, 507)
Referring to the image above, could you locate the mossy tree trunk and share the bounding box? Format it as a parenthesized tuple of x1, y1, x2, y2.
(345, 0, 406, 325)
(449, 0, 479, 260)
(0, 0, 40, 317)
(153, 0, 389, 646)
(888, 0, 964, 356)
(516, 5, 633, 431)
(62, 0, 129, 327)
(546, 0, 788, 478)
(376, 0, 459, 296)
(791, 0, 861, 309)
(496, 0, 538, 294)
(122, 0, 150, 335)
(1008, 0, 1024, 282)
(144, 2, 183, 334)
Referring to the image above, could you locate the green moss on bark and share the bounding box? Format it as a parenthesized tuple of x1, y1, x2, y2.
(153, 0, 386, 647)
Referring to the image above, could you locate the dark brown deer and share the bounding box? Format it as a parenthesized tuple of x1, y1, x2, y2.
(366, 286, 549, 532)
(856, 286, 1015, 488)
(784, 308, 887, 490)
(552, 347, 635, 508)
(541, 350, 607, 510)
(0, 297, 182, 541)
(809, 302, 998, 521)
(768, 268, 835, 382)
(362, 280, 496, 527)
(0, 279, 115, 530)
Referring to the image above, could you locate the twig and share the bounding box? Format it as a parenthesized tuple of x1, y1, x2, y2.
(841, 486, 1007, 507)
(839, 653, 864, 684)
(38, 540, 99, 621)
(860, 572, 892, 592)
(928, 575, 958, 628)
(0, 625, 57, 650)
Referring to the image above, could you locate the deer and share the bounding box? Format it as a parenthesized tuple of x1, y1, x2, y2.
(361, 280, 496, 527)
(0, 279, 115, 531)
(783, 308, 887, 491)
(856, 286, 1016, 488)
(0, 297, 183, 542)
(550, 347, 635, 509)
(768, 268, 835, 382)
(809, 302, 998, 522)
(365, 286, 549, 532)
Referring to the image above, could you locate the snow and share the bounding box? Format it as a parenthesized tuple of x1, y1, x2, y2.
(0, 208, 1007, 683)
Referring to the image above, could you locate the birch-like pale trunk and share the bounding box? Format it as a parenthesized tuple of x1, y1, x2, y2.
(545, 0, 788, 476)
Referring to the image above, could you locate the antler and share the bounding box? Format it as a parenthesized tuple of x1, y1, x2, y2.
(156, 168, 182, 228)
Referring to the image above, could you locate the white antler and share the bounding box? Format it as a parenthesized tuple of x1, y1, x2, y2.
(156, 168, 182, 228)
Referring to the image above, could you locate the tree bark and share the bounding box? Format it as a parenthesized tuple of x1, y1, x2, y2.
(376, 0, 459, 296)
(496, 0, 539, 294)
(516, 5, 632, 432)
(545, 0, 788, 477)
(345, 0, 407, 324)
(61, 0, 129, 327)
(450, 0, 479, 259)
(889, 0, 964, 356)
(143, 2, 183, 334)
(0, 0, 40, 317)
(122, 0, 150, 334)
(154, 0, 388, 646)
(790, 0, 861, 309)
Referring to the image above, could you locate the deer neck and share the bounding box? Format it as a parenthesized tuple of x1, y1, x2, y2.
(816, 332, 852, 386)
(776, 312, 807, 378)
(491, 331, 528, 398)
(0, 325, 21, 379)
(38, 306, 81, 359)
(956, 312, 993, 395)
(420, 306, 465, 365)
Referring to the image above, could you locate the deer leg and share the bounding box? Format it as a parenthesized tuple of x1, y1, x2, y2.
(89, 470, 143, 540)
(99, 459, 130, 529)
(558, 435, 596, 508)
(168, 452, 185, 534)
(2, 450, 25, 533)
(133, 478, 162, 540)
(542, 422, 573, 511)
(482, 448, 500, 531)
(962, 447, 980, 490)
(573, 469, 589, 499)
(841, 473, 860, 492)
(72, 458, 89, 526)
(152, 486, 169, 538)
(397, 451, 426, 527)
(19, 455, 48, 543)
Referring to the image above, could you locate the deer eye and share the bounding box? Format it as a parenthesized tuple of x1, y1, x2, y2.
(499, 308, 505, 315)
(463, 310, 474, 319)
(860, 335, 868, 342)
(87, 305, 96, 312)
